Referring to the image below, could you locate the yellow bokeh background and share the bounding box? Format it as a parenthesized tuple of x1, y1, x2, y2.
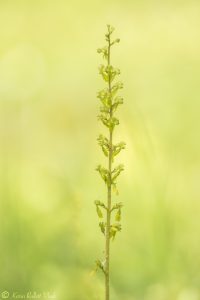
(0, 1, 200, 299)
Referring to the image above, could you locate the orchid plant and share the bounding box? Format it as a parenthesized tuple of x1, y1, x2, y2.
(95, 25, 125, 300)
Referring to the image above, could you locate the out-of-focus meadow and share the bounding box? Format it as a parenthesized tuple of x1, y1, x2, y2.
(0, 0, 200, 299)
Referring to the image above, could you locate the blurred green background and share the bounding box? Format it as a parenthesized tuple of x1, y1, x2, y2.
(0, 0, 200, 299)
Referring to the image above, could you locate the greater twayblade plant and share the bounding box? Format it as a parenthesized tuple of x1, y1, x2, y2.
(95, 25, 125, 300)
